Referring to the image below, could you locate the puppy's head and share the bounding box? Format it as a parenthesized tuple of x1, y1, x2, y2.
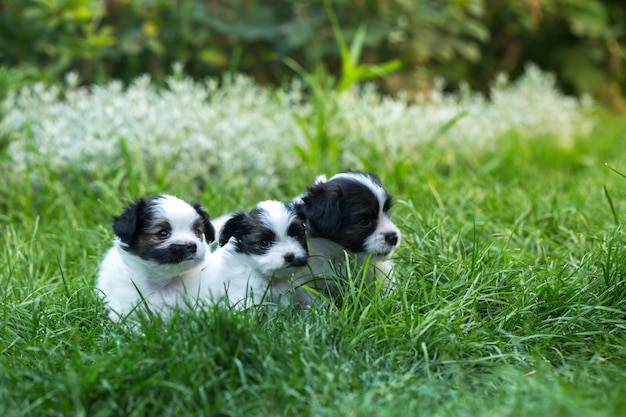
(113, 194, 215, 267)
(219, 200, 308, 277)
(295, 171, 401, 259)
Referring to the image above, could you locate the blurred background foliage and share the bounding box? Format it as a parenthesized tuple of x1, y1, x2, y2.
(0, 0, 624, 108)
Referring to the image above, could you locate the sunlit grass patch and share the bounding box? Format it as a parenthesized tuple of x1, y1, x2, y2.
(0, 69, 625, 416)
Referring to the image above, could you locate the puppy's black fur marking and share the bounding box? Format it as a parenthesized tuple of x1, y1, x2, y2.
(220, 211, 281, 256)
(295, 184, 343, 236)
(112, 197, 151, 245)
(295, 172, 394, 254)
(192, 202, 216, 243)
(287, 221, 308, 251)
(141, 243, 198, 264)
(219, 211, 253, 249)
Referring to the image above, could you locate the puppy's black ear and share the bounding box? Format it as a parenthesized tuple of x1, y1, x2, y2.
(298, 183, 342, 236)
(192, 203, 215, 243)
(113, 198, 147, 244)
(219, 212, 250, 247)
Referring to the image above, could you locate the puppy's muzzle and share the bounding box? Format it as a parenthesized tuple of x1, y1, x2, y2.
(185, 242, 197, 254)
(284, 252, 308, 268)
(163, 242, 201, 263)
(384, 232, 399, 247)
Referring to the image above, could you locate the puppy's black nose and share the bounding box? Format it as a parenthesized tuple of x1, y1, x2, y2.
(186, 242, 197, 254)
(284, 253, 295, 264)
(384, 232, 398, 246)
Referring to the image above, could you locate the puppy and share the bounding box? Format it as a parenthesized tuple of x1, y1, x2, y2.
(292, 171, 401, 305)
(201, 200, 309, 307)
(96, 194, 215, 321)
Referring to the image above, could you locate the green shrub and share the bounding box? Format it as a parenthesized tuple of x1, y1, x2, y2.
(0, 0, 624, 105)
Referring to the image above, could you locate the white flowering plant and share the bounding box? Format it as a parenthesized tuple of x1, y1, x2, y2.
(0, 64, 592, 188)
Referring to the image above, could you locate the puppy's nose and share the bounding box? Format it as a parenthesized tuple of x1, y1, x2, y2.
(384, 232, 398, 246)
(185, 242, 197, 254)
(284, 253, 295, 264)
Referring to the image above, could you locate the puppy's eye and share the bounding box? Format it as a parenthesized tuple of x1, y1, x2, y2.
(259, 240, 272, 249)
(195, 227, 203, 238)
(358, 218, 372, 227)
(156, 229, 170, 239)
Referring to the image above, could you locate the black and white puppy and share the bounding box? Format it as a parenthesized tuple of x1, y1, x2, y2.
(96, 194, 215, 321)
(292, 171, 401, 304)
(201, 200, 309, 307)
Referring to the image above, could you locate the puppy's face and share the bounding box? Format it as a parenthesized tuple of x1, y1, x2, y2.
(113, 195, 215, 267)
(296, 172, 401, 259)
(220, 200, 308, 277)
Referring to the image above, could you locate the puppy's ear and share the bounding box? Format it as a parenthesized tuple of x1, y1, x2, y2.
(192, 203, 215, 243)
(113, 198, 147, 244)
(219, 212, 250, 247)
(298, 183, 342, 236)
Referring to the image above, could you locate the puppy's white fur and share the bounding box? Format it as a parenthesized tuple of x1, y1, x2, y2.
(96, 195, 214, 321)
(201, 200, 308, 307)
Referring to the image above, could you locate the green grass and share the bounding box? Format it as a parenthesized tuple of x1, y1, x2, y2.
(1, 107, 625, 416)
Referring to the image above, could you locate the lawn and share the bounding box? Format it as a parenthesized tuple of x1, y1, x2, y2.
(0, 70, 625, 416)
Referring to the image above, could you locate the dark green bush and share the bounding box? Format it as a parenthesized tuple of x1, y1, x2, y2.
(0, 0, 624, 106)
